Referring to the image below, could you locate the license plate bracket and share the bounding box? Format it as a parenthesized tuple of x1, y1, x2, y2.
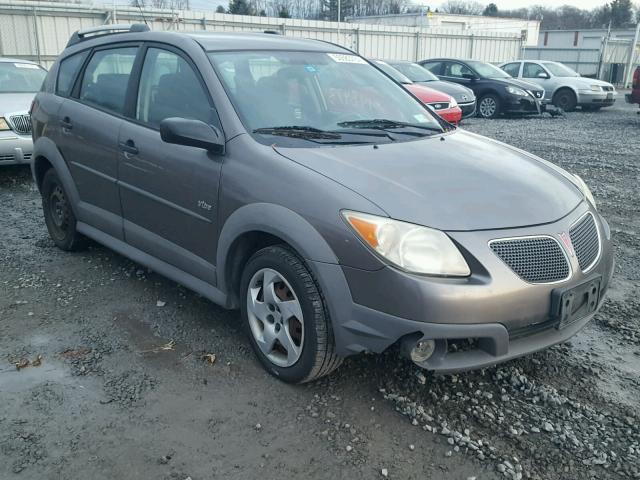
(551, 276, 601, 330)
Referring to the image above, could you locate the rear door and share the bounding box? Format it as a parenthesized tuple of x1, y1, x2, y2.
(117, 45, 223, 284)
(57, 45, 139, 239)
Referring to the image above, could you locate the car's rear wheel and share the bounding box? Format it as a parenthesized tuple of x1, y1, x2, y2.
(240, 245, 342, 383)
(478, 94, 501, 119)
(553, 89, 577, 112)
(41, 169, 86, 251)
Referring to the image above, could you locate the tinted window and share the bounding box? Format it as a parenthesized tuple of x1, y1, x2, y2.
(373, 60, 412, 84)
(523, 62, 547, 78)
(56, 51, 88, 96)
(136, 48, 215, 129)
(444, 62, 474, 78)
(391, 63, 438, 82)
(0, 62, 47, 93)
(79, 47, 137, 115)
(421, 61, 443, 75)
(542, 62, 579, 77)
(501, 62, 520, 77)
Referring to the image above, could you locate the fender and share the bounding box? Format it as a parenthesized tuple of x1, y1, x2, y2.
(216, 203, 339, 296)
(32, 137, 80, 216)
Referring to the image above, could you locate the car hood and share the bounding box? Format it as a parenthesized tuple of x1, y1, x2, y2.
(0, 93, 35, 116)
(275, 129, 583, 231)
(405, 83, 450, 103)
(416, 80, 476, 102)
(569, 77, 614, 89)
(490, 77, 543, 91)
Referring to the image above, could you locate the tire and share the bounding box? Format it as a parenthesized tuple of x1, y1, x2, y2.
(240, 245, 342, 383)
(553, 89, 577, 112)
(41, 168, 87, 251)
(477, 94, 501, 119)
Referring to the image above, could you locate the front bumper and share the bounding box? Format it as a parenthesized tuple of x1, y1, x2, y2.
(436, 107, 462, 124)
(459, 101, 476, 119)
(504, 95, 546, 115)
(313, 203, 614, 372)
(577, 90, 616, 107)
(0, 131, 33, 165)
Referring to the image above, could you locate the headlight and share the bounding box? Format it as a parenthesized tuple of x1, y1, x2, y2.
(590, 85, 602, 92)
(573, 175, 596, 209)
(0, 117, 10, 131)
(506, 86, 527, 96)
(342, 211, 470, 276)
(449, 96, 458, 107)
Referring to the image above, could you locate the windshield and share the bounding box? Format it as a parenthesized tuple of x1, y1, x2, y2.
(0, 62, 46, 93)
(543, 62, 580, 77)
(391, 62, 439, 82)
(208, 50, 444, 145)
(467, 61, 511, 79)
(373, 60, 412, 84)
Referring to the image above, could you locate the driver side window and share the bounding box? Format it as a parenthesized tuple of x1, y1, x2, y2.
(523, 63, 547, 78)
(445, 62, 474, 78)
(135, 48, 218, 129)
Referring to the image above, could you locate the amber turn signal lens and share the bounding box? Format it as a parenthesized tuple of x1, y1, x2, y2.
(345, 215, 379, 248)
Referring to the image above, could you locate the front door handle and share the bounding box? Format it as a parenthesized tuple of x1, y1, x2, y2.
(61, 116, 73, 131)
(119, 140, 139, 155)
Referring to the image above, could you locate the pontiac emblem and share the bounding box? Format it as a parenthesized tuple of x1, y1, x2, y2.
(559, 232, 575, 257)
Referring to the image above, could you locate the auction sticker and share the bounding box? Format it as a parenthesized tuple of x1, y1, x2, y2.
(327, 53, 367, 64)
(14, 63, 41, 69)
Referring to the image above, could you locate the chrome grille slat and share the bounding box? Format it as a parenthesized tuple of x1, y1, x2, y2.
(9, 114, 32, 135)
(569, 213, 600, 272)
(490, 236, 570, 284)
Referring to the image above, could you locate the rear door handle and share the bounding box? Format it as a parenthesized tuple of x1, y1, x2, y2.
(61, 116, 73, 130)
(119, 140, 139, 155)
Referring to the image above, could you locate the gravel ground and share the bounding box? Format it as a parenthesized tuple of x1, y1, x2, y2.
(1, 99, 638, 480)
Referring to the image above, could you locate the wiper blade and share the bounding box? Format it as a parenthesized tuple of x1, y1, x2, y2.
(337, 119, 442, 132)
(253, 126, 342, 139)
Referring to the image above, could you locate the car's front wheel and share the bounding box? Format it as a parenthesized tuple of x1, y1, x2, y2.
(553, 89, 577, 112)
(478, 94, 501, 119)
(240, 245, 342, 383)
(41, 168, 87, 251)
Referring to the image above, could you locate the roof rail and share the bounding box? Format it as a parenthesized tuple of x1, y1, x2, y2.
(66, 24, 150, 47)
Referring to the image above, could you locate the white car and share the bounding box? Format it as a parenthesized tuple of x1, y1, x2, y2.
(0, 58, 47, 165)
(499, 60, 616, 112)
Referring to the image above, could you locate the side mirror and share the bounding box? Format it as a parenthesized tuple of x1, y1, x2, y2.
(462, 73, 477, 81)
(537, 72, 550, 79)
(160, 117, 224, 154)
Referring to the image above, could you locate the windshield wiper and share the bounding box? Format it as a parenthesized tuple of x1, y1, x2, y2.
(337, 119, 442, 133)
(253, 126, 342, 140)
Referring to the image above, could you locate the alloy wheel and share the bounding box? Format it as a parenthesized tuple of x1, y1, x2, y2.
(246, 268, 304, 367)
(479, 97, 497, 118)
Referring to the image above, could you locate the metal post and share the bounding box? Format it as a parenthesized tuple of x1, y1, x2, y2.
(353, 28, 360, 53)
(337, 0, 341, 42)
(625, 22, 640, 88)
(415, 31, 420, 62)
(597, 21, 611, 80)
(469, 33, 474, 59)
(32, 7, 41, 65)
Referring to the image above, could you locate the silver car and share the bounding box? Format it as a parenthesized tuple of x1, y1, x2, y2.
(500, 60, 616, 112)
(0, 58, 47, 165)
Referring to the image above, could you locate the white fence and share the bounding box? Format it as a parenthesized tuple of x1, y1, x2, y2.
(0, 0, 525, 68)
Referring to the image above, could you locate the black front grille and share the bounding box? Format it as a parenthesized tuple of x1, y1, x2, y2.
(490, 236, 570, 283)
(569, 213, 600, 271)
(9, 114, 32, 135)
(603, 86, 614, 92)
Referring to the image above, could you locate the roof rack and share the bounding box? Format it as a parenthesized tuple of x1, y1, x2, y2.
(66, 24, 150, 47)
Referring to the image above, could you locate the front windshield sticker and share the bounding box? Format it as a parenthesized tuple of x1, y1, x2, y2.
(327, 53, 367, 64)
(413, 113, 430, 123)
(304, 65, 317, 73)
(14, 63, 40, 69)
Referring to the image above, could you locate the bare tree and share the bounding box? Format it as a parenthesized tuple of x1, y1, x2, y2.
(440, 0, 484, 15)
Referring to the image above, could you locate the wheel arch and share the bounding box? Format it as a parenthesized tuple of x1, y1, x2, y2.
(32, 137, 80, 216)
(217, 203, 339, 308)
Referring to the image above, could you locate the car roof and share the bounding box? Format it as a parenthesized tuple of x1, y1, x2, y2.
(0, 57, 41, 65)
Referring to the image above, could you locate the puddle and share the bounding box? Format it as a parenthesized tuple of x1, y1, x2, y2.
(0, 360, 68, 394)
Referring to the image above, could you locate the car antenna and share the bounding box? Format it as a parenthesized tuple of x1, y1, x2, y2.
(135, 0, 149, 27)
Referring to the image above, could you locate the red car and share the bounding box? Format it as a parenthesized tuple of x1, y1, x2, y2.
(373, 60, 462, 124)
(625, 66, 640, 113)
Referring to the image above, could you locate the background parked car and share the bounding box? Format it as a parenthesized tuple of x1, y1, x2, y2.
(419, 58, 546, 119)
(500, 60, 617, 112)
(372, 59, 462, 124)
(386, 60, 476, 118)
(0, 58, 47, 165)
(625, 66, 640, 113)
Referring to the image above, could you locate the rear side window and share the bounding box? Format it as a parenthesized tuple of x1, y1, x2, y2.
(56, 51, 88, 96)
(501, 62, 520, 77)
(444, 62, 474, 78)
(135, 48, 216, 129)
(79, 47, 137, 115)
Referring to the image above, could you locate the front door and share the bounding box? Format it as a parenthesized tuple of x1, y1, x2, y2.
(522, 62, 552, 101)
(118, 46, 223, 284)
(58, 46, 139, 239)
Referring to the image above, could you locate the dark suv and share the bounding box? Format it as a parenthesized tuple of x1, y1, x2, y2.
(32, 26, 613, 383)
